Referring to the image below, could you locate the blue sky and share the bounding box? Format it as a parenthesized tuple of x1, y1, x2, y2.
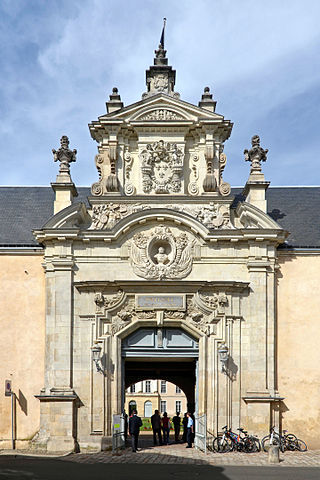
(0, 0, 319, 187)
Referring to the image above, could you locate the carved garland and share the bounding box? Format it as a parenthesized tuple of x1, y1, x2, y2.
(94, 290, 228, 337)
(89, 202, 233, 230)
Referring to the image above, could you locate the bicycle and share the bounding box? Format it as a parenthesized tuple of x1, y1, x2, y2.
(212, 425, 232, 453)
(238, 427, 261, 453)
(261, 427, 307, 452)
(213, 426, 261, 453)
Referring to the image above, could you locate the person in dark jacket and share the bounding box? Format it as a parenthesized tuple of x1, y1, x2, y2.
(129, 410, 143, 452)
(172, 412, 181, 442)
(151, 409, 162, 445)
(182, 413, 188, 442)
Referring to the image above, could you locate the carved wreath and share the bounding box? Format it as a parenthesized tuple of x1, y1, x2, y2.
(129, 225, 194, 280)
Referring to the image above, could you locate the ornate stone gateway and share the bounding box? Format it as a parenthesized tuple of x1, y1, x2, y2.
(34, 34, 286, 453)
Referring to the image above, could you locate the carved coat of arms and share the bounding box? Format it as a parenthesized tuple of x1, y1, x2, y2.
(140, 140, 184, 194)
(129, 225, 194, 280)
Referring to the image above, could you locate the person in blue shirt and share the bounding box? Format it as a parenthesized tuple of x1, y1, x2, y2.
(186, 412, 194, 448)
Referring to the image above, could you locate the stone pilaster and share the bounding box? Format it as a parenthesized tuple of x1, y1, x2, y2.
(36, 254, 77, 452)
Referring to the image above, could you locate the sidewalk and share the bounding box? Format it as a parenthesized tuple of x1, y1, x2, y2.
(2, 435, 320, 467)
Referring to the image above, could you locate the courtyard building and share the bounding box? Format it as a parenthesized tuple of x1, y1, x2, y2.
(125, 380, 187, 417)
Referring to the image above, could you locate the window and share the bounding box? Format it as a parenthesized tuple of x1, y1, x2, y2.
(144, 400, 152, 417)
(129, 400, 136, 415)
(161, 380, 167, 393)
(145, 380, 151, 393)
(176, 386, 181, 393)
(130, 384, 135, 393)
(176, 401, 181, 413)
(160, 400, 166, 413)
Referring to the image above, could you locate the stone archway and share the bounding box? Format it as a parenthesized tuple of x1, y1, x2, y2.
(122, 327, 199, 413)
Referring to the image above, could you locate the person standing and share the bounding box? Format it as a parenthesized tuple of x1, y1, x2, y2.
(151, 409, 162, 446)
(161, 412, 171, 445)
(182, 413, 188, 443)
(186, 412, 194, 448)
(172, 412, 181, 442)
(129, 410, 142, 452)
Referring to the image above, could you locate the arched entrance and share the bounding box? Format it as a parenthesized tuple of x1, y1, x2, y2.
(122, 327, 199, 414)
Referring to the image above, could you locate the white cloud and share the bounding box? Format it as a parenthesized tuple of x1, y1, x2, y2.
(0, 0, 320, 186)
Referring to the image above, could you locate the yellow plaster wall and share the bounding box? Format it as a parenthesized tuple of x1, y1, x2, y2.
(277, 254, 320, 449)
(0, 254, 45, 448)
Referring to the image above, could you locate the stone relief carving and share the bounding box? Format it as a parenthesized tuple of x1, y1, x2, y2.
(129, 225, 194, 280)
(52, 135, 77, 176)
(110, 299, 135, 335)
(90, 203, 151, 230)
(91, 143, 120, 196)
(244, 135, 268, 173)
(140, 140, 184, 194)
(203, 144, 216, 192)
(94, 289, 124, 313)
(95, 289, 229, 337)
(198, 292, 228, 314)
(124, 148, 136, 196)
(188, 153, 199, 196)
(219, 150, 231, 196)
(89, 202, 233, 230)
(194, 203, 233, 229)
(137, 109, 184, 121)
(166, 203, 233, 229)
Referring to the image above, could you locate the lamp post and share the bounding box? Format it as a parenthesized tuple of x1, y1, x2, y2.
(218, 342, 229, 374)
(91, 343, 104, 374)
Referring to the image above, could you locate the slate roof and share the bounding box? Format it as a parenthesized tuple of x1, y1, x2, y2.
(0, 186, 319, 248)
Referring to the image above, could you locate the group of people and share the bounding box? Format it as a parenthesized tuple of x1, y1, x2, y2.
(127, 410, 194, 453)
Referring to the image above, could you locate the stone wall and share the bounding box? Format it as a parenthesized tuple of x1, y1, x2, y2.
(0, 254, 45, 449)
(277, 253, 320, 449)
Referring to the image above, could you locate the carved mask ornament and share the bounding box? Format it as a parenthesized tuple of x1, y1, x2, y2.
(140, 140, 184, 194)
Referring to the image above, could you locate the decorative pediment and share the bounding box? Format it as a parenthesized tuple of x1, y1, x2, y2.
(236, 202, 284, 230)
(94, 94, 224, 124)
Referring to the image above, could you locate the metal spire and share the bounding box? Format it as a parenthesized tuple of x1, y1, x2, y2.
(160, 18, 167, 48)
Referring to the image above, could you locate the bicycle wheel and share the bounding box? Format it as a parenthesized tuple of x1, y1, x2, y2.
(244, 437, 259, 453)
(253, 438, 261, 452)
(284, 438, 296, 451)
(295, 439, 307, 452)
(213, 436, 232, 453)
(261, 435, 280, 452)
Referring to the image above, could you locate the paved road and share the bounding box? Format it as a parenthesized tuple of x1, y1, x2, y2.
(0, 456, 319, 480)
(1, 435, 319, 479)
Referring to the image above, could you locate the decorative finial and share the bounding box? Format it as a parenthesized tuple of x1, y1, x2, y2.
(198, 86, 216, 112)
(244, 135, 268, 173)
(52, 135, 77, 177)
(106, 87, 124, 113)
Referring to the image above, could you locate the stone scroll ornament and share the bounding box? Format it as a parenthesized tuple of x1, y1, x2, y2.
(52, 135, 77, 176)
(244, 135, 268, 173)
(140, 140, 184, 194)
(130, 225, 194, 280)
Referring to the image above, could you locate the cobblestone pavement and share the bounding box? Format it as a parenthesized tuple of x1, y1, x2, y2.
(61, 435, 320, 467)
